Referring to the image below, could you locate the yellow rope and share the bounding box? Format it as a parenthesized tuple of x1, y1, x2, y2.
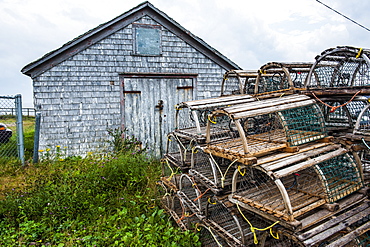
(238, 165, 246, 176)
(209, 153, 238, 188)
(208, 197, 217, 205)
(195, 223, 202, 231)
(164, 159, 178, 181)
(236, 202, 280, 244)
(356, 48, 363, 58)
(208, 115, 217, 124)
(208, 227, 223, 247)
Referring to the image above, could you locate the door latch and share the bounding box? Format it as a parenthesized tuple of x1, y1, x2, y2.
(155, 100, 164, 111)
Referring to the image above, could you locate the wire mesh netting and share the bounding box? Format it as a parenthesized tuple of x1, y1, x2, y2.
(316, 153, 363, 202)
(318, 100, 368, 130)
(203, 197, 245, 246)
(256, 72, 291, 94)
(157, 180, 173, 211)
(197, 223, 229, 247)
(174, 95, 255, 143)
(306, 47, 370, 89)
(278, 104, 327, 146)
(255, 62, 313, 95)
(0, 95, 23, 163)
(232, 166, 326, 222)
(220, 70, 256, 96)
(206, 103, 326, 159)
(171, 194, 199, 231)
(176, 107, 211, 132)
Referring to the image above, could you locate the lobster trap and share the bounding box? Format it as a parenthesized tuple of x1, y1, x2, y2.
(157, 180, 200, 231)
(177, 173, 214, 217)
(205, 94, 326, 162)
(254, 62, 313, 95)
(229, 143, 363, 227)
(196, 223, 230, 247)
(202, 197, 247, 246)
(305, 46, 370, 93)
(220, 70, 259, 96)
(164, 132, 196, 171)
(189, 147, 244, 195)
(353, 103, 370, 138)
(314, 97, 369, 134)
(174, 94, 255, 143)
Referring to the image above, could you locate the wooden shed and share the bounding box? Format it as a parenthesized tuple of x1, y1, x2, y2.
(21, 1, 241, 156)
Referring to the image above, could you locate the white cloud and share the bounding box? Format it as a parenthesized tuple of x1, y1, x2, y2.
(0, 0, 369, 107)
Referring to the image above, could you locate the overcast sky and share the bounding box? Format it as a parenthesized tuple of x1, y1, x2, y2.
(1, 0, 369, 107)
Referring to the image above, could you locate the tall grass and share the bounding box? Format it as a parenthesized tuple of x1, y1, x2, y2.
(0, 127, 200, 246)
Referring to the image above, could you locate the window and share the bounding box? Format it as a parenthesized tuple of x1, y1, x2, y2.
(133, 24, 161, 56)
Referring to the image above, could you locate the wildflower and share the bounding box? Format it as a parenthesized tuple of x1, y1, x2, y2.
(102, 177, 106, 180)
(39, 150, 44, 152)
(56, 145, 60, 148)
(46, 148, 51, 152)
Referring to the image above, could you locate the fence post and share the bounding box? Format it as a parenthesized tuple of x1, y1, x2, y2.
(33, 112, 41, 163)
(15, 94, 25, 165)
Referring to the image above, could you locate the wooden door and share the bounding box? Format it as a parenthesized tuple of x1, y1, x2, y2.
(122, 74, 195, 156)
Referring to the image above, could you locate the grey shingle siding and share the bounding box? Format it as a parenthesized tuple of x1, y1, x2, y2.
(32, 15, 233, 156)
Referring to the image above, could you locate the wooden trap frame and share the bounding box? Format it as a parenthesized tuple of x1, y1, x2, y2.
(359, 141, 370, 186)
(189, 146, 245, 195)
(220, 63, 313, 97)
(157, 180, 200, 231)
(174, 94, 255, 143)
(195, 223, 230, 247)
(204, 94, 326, 162)
(313, 96, 369, 134)
(304, 46, 370, 95)
(202, 197, 247, 246)
(254, 62, 313, 96)
(177, 173, 214, 217)
(228, 143, 363, 228)
(220, 69, 259, 96)
(163, 132, 195, 171)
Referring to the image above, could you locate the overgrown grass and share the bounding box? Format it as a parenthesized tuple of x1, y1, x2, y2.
(0, 129, 201, 246)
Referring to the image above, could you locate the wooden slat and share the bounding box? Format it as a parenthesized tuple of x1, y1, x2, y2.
(232, 99, 316, 119)
(228, 196, 303, 230)
(224, 94, 309, 114)
(299, 193, 366, 230)
(291, 199, 326, 218)
(256, 142, 330, 166)
(182, 94, 255, 108)
(325, 221, 370, 247)
(273, 148, 347, 178)
(298, 201, 370, 241)
(260, 144, 341, 172)
(302, 207, 370, 246)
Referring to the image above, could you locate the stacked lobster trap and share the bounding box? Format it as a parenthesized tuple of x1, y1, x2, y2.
(157, 46, 370, 246)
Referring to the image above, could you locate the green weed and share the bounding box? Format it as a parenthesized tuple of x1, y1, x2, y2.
(0, 148, 200, 246)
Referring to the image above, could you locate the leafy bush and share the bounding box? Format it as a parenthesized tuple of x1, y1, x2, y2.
(0, 149, 200, 246)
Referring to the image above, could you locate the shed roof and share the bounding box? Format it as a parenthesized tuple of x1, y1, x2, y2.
(21, 1, 241, 78)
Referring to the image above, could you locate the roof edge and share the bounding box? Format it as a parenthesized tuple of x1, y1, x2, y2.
(21, 1, 241, 78)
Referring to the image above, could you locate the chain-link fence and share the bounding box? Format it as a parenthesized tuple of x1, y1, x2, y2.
(0, 95, 24, 165)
